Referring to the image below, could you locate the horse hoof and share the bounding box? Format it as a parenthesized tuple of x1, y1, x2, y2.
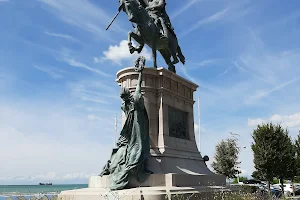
(129, 47, 135, 54)
(168, 66, 176, 73)
(179, 56, 185, 64)
(172, 59, 179, 65)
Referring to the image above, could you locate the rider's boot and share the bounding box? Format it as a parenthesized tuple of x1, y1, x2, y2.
(159, 18, 168, 43)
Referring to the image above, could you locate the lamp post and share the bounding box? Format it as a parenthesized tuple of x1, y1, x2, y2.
(237, 147, 246, 184)
(229, 132, 246, 183)
(198, 97, 200, 153)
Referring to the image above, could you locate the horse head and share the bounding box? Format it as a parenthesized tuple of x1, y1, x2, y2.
(120, 0, 149, 24)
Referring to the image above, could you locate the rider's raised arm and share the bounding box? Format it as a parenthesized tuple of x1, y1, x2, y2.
(118, 0, 125, 11)
(135, 72, 142, 95)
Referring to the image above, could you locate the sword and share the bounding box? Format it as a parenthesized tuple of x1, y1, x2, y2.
(106, 10, 121, 31)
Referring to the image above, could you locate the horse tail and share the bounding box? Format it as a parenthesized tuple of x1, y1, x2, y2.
(177, 45, 185, 65)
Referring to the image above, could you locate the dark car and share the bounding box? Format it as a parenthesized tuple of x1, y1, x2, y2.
(258, 185, 283, 199)
(243, 179, 262, 184)
(270, 186, 283, 198)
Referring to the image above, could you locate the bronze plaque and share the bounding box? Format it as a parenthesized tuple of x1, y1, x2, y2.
(168, 106, 189, 140)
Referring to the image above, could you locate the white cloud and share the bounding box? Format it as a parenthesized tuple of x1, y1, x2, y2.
(238, 45, 300, 105)
(68, 80, 119, 105)
(248, 75, 300, 103)
(88, 114, 104, 121)
(248, 118, 264, 127)
(181, 7, 230, 37)
(170, 0, 202, 19)
(0, 100, 114, 184)
(93, 57, 101, 63)
(197, 7, 230, 25)
(195, 59, 218, 67)
(101, 40, 151, 65)
(180, 66, 223, 94)
(182, 27, 300, 113)
(64, 58, 112, 77)
(0, 0, 10, 2)
(62, 172, 94, 180)
(239, 169, 248, 177)
(44, 31, 81, 43)
(217, 66, 235, 77)
(38, 0, 125, 40)
(187, 59, 220, 70)
(0, 172, 96, 182)
(248, 112, 300, 128)
(33, 65, 64, 79)
(53, 47, 113, 77)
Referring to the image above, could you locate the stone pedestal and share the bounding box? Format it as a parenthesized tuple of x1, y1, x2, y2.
(116, 67, 218, 176)
(59, 67, 226, 200)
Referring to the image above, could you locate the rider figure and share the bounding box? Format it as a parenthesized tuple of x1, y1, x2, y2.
(144, 0, 175, 40)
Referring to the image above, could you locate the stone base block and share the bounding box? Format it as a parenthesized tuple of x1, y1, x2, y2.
(89, 173, 225, 189)
(147, 156, 214, 175)
(59, 186, 230, 200)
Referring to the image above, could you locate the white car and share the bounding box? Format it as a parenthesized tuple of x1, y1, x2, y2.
(273, 183, 299, 196)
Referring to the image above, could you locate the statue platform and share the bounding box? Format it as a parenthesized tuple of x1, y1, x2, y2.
(60, 185, 229, 200)
(59, 67, 226, 200)
(88, 173, 225, 188)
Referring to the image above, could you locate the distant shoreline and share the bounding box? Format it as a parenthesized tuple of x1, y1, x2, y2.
(0, 184, 88, 196)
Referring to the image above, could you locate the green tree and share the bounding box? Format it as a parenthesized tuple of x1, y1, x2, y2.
(295, 133, 300, 176)
(281, 133, 300, 196)
(271, 178, 280, 184)
(274, 127, 295, 192)
(251, 123, 288, 191)
(211, 137, 241, 179)
(232, 176, 248, 184)
(252, 170, 266, 181)
(294, 176, 300, 183)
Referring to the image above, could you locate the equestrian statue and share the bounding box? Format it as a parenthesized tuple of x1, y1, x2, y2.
(106, 0, 185, 73)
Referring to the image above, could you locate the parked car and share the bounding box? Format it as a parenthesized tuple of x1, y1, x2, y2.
(294, 184, 300, 195)
(242, 179, 262, 185)
(258, 185, 282, 199)
(273, 183, 300, 196)
(270, 185, 283, 198)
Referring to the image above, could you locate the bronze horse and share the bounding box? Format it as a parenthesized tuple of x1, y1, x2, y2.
(119, 0, 185, 73)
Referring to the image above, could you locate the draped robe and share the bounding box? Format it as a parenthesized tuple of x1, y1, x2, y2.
(100, 92, 150, 190)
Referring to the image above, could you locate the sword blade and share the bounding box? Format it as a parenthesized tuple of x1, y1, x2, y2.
(106, 11, 121, 31)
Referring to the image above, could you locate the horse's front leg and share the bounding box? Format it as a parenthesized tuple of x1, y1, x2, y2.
(128, 31, 144, 54)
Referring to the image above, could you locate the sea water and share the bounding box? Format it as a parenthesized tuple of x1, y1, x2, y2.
(0, 184, 88, 200)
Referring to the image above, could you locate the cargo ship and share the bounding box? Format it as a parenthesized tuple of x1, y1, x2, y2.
(39, 182, 52, 185)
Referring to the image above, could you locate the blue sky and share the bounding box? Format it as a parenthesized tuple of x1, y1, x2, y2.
(1, 0, 300, 184)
